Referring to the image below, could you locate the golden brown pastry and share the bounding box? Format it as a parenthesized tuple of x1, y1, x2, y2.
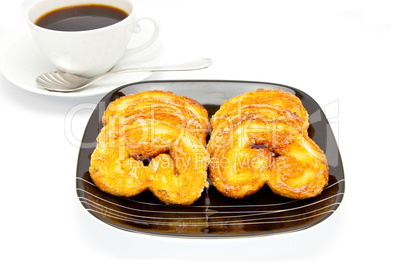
(211, 89, 310, 134)
(208, 88, 328, 199)
(102, 90, 210, 143)
(89, 91, 210, 205)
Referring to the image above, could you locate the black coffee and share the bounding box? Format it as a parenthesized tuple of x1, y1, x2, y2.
(35, 4, 129, 31)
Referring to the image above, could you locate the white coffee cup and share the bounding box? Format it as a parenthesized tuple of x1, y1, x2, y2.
(26, 0, 160, 77)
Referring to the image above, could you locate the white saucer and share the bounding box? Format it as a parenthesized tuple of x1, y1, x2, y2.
(0, 32, 164, 98)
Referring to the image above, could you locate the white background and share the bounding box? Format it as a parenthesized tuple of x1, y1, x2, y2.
(1, 0, 401, 267)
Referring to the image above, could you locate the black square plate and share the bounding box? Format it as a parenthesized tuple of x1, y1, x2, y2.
(76, 80, 345, 238)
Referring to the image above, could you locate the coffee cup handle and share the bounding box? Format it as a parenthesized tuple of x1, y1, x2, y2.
(122, 17, 160, 58)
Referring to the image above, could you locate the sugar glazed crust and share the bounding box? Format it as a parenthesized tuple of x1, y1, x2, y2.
(208, 89, 329, 199)
(89, 90, 210, 205)
(89, 88, 329, 205)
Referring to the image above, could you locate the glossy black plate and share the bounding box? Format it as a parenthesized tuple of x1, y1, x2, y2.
(76, 80, 345, 238)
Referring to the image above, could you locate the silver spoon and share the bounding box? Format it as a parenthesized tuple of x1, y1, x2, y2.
(36, 58, 212, 92)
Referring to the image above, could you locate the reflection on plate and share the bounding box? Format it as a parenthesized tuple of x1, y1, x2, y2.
(0, 31, 164, 98)
(76, 80, 345, 238)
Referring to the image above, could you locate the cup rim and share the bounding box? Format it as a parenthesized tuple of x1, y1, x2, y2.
(26, 0, 134, 33)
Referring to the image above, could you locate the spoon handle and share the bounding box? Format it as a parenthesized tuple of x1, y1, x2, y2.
(91, 58, 212, 82)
